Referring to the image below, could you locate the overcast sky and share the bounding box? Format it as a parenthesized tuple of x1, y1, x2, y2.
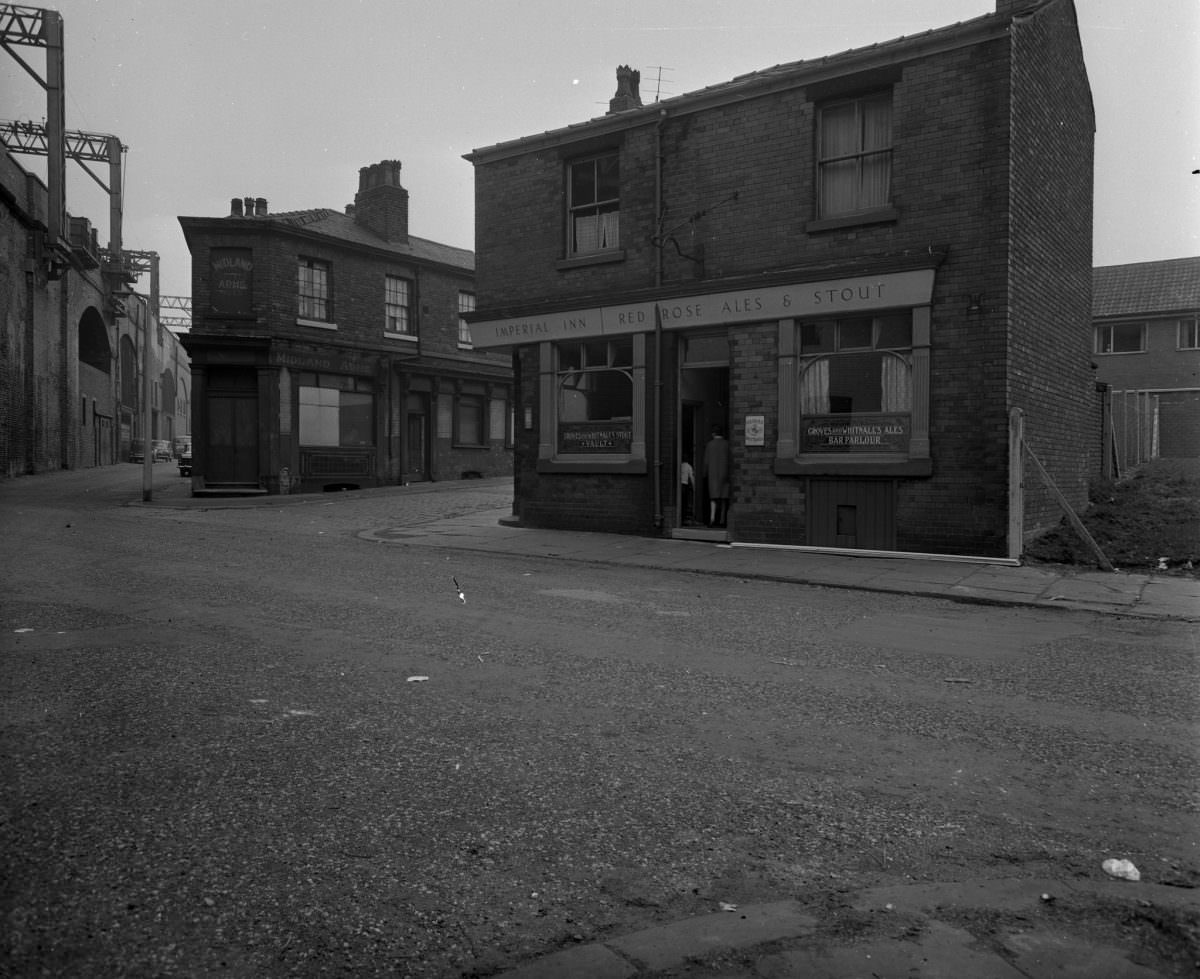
(3, 0, 1197, 303)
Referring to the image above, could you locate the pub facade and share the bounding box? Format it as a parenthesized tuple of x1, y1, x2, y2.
(179, 161, 512, 495)
(466, 0, 1099, 558)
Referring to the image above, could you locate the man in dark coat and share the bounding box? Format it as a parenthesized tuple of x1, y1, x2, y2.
(702, 425, 731, 528)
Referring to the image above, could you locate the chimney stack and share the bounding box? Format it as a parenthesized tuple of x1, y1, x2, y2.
(352, 160, 409, 243)
(607, 65, 643, 114)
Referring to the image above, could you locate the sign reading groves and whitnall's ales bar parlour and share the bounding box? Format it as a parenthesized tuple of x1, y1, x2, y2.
(801, 416, 910, 453)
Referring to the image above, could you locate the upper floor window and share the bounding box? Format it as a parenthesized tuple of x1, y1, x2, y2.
(817, 92, 892, 218)
(1178, 317, 1199, 350)
(298, 258, 331, 321)
(1095, 322, 1146, 354)
(385, 275, 414, 336)
(568, 151, 620, 256)
(458, 291, 476, 347)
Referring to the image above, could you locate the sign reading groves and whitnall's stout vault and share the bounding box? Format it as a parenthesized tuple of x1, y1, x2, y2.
(468, 270, 935, 349)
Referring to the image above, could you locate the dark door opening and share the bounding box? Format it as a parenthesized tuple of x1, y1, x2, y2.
(678, 333, 730, 529)
(405, 392, 430, 482)
(206, 367, 259, 485)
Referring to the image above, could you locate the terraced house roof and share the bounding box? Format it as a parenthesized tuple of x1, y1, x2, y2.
(1093, 257, 1200, 319)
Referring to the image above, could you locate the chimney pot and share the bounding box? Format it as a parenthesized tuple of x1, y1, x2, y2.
(255, 197, 268, 216)
(231, 197, 244, 217)
(608, 65, 643, 114)
(243, 196, 255, 216)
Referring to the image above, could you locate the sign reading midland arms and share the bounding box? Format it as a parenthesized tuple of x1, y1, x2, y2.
(469, 270, 936, 348)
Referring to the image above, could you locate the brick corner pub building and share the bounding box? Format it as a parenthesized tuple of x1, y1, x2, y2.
(179, 161, 512, 495)
(465, 0, 1099, 559)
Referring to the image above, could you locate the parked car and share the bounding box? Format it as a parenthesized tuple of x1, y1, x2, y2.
(173, 436, 192, 459)
(152, 440, 172, 462)
(129, 439, 145, 463)
(178, 446, 192, 477)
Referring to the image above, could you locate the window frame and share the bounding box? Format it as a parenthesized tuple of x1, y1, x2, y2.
(297, 257, 333, 325)
(384, 274, 415, 339)
(776, 307, 931, 477)
(1095, 321, 1147, 355)
(453, 392, 486, 447)
(297, 372, 375, 448)
(566, 150, 621, 259)
(537, 335, 647, 473)
(813, 89, 895, 227)
(457, 291, 476, 348)
(1177, 317, 1199, 350)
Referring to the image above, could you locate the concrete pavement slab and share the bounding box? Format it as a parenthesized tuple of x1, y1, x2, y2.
(756, 920, 1026, 979)
(852, 878, 1063, 914)
(1002, 931, 1167, 979)
(607, 902, 816, 972)
(495, 941, 637, 979)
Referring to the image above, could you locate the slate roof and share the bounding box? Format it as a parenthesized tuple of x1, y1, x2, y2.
(466, 1, 1045, 162)
(1093, 257, 1200, 319)
(258, 207, 474, 272)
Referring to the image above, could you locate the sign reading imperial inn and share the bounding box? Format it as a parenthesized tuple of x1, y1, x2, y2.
(468, 270, 935, 347)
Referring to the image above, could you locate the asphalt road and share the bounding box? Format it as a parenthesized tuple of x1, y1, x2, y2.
(1, 467, 1197, 977)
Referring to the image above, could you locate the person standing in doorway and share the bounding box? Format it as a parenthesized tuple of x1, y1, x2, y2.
(702, 425, 731, 528)
(680, 454, 696, 525)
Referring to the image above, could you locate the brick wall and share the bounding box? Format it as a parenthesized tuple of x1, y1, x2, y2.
(1007, 0, 1097, 538)
(478, 9, 1094, 555)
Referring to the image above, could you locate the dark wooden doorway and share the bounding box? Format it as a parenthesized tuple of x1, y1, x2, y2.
(807, 478, 897, 550)
(206, 367, 259, 485)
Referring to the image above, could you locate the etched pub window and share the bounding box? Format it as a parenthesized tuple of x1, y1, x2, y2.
(798, 313, 912, 453)
(556, 337, 633, 454)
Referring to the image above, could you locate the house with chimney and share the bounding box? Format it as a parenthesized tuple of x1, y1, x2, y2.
(465, 0, 1099, 559)
(179, 161, 512, 494)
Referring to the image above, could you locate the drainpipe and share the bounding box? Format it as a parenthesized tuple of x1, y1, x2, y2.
(652, 108, 667, 529)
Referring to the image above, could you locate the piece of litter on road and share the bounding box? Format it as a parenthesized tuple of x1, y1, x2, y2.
(452, 576, 466, 604)
(718, 902, 737, 912)
(407, 675, 430, 683)
(943, 677, 973, 684)
(14, 628, 33, 633)
(1102, 858, 1140, 881)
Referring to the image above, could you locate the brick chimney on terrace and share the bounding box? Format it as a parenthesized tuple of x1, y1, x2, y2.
(353, 160, 409, 242)
(607, 65, 643, 114)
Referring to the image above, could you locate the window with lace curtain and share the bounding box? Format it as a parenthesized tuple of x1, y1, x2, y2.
(817, 91, 892, 218)
(567, 152, 620, 256)
(798, 313, 913, 453)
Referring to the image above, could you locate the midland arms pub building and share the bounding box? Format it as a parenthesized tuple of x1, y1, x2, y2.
(466, 0, 1100, 559)
(179, 162, 511, 495)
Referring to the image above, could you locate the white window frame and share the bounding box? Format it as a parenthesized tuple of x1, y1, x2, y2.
(1095, 322, 1147, 355)
(1177, 317, 1199, 350)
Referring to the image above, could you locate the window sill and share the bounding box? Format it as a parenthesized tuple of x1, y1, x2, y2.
(385, 332, 418, 342)
(297, 318, 337, 331)
(775, 456, 932, 477)
(555, 249, 626, 271)
(805, 206, 899, 234)
(538, 457, 647, 474)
